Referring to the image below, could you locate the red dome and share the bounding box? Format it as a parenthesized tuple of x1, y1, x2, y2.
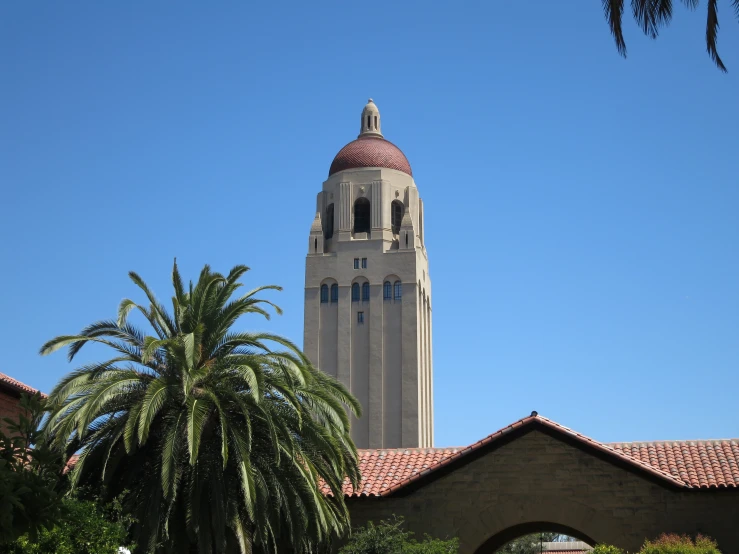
(329, 136, 412, 177)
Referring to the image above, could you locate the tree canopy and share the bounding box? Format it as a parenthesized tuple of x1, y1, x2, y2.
(40, 261, 361, 553)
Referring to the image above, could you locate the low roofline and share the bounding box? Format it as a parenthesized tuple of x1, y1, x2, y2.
(0, 372, 47, 399)
(381, 413, 688, 497)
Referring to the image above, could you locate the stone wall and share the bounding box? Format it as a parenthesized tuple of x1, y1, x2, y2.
(346, 430, 739, 553)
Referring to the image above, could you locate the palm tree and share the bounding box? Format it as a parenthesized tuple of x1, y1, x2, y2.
(40, 261, 361, 553)
(602, 0, 739, 71)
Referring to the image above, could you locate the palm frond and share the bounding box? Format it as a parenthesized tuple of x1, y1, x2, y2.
(706, 0, 728, 71)
(603, 0, 628, 55)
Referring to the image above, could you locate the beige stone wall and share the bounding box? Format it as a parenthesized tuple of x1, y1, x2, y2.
(346, 430, 739, 553)
(304, 166, 433, 449)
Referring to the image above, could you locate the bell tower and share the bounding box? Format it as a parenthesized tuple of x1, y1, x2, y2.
(303, 100, 433, 449)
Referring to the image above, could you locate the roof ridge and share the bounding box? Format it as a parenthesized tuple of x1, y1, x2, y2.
(0, 372, 47, 398)
(611, 439, 739, 445)
(377, 414, 689, 497)
(358, 447, 464, 452)
(533, 415, 688, 487)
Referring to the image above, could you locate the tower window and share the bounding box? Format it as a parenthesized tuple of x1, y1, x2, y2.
(357, 311, 364, 324)
(354, 258, 359, 269)
(374, 115, 377, 129)
(320, 284, 328, 303)
(352, 283, 360, 302)
(394, 280, 402, 300)
(314, 238, 317, 252)
(330, 283, 338, 303)
(362, 282, 370, 301)
(361, 258, 367, 268)
(354, 198, 371, 234)
(325, 203, 334, 239)
(367, 115, 371, 129)
(391, 200, 404, 235)
(383, 281, 391, 300)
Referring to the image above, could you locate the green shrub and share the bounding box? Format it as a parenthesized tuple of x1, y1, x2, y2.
(640, 534, 721, 554)
(339, 516, 458, 554)
(592, 546, 625, 554)
(6, 496, 131, 554)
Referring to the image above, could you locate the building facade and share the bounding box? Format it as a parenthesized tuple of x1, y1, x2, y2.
(0, 372, 45, 434)
(303, 100, 433, 449)
(342, 413, 739, 553)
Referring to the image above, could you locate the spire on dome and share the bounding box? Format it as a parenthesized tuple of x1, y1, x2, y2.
(359, 98, 383, 138)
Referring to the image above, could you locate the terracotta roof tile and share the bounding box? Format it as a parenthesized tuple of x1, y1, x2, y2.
(612, 439, 739, 489)
(328, 136, 412, 177)
(339, 415, 739, 497)
(0, 372, 47, 398)
(323, 447, 462, 497)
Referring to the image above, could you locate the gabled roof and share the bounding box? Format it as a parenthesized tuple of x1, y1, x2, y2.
(0, 372, 47, 399)
(339, 414, 739, 497)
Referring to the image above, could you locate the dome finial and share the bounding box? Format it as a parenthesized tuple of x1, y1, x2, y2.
(359, 98, 383, 138)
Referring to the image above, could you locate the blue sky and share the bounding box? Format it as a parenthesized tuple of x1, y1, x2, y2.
(2, 2, 737, 447)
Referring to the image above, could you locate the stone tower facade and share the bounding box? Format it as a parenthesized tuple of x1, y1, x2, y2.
(304, 100, 433, 449)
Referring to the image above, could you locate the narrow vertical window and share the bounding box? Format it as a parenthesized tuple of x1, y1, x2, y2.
(391, 200, 404, 235)
(330, 283, 338, 303)
(367, 115, 371, 129)
(314, 238, 317, 252)
(361, 258, 367, 268)
(320, 284, 328, 303)
(352, 283, 360, 302)
(362, 282, 370, 301)
(394, 281, 402, 300)
(354, 258, 359, 269)
(325, 203, 334, 239)
(383, 281, 392, 300)
(374, 115, 377, 129)
(405, 234, 408, 247)
(357, 311, 364, 324)
(353, 198, 371, 234)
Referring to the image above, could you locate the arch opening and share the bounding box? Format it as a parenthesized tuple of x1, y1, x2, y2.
(391, 200, 404, 235)
(354, 198, 371, 234)
(325, 203, 334, 239)
(474, 522, 596, 554)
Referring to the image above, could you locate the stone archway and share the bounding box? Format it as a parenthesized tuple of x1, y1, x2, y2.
(472, 522, 595, 554)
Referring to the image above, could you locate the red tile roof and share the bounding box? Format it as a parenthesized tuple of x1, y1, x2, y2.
(329, 136, 412, 177)
(0, 372, 47, 398)
(334, 447, 463, 497)
(338, 414, 739, 497)
(612, 440, 739, 489)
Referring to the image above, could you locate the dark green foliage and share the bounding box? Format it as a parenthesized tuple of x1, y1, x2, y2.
(592, 534, 722, 554)
(640, 534, 721, 554)
(601, 0, 739, 71)
(7, 496, 131, 554)
(339, 516, 458, 554)
(40, 261, 361, 553)
(0, 393, 63, 544)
